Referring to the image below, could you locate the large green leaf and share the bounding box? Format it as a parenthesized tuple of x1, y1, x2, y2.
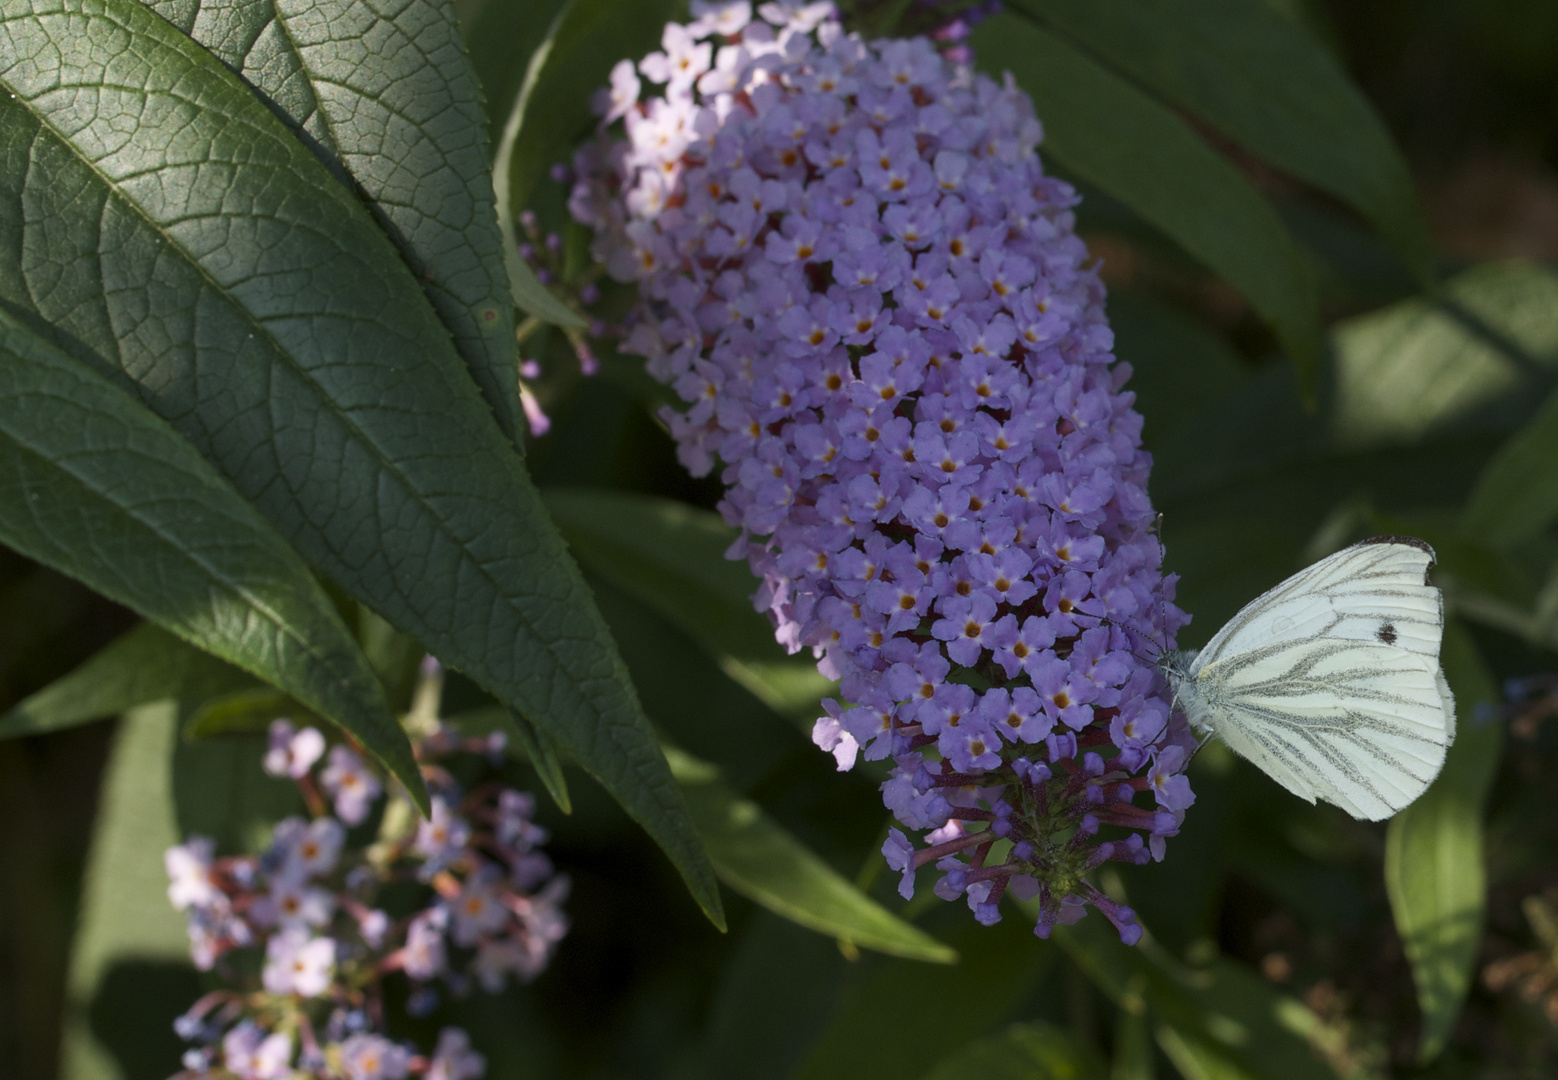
(174, 726, 305, 855)
(1463, 383, 1558, 547)
(0, 313, 417, 793)
(971, 13, 1323, 390)
(693, 913, 848, 1080)
(665, 747, 955, 964)
(1015, 0, 1432, 282)
(544, 489, 833, 724)
(1384, 620, 1503, 1063)
(59, 703, 198, 1080)
(445, 705, 573, 813)
(1051, 916, 1346, 1080)
(0, 0, 719, 926)
(1331, 261, 1558, 449)
(0, 624, 254, 740)
(145, 0, 524, 442)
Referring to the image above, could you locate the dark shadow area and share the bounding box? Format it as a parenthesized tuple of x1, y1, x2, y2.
(87, 960, 204, 1080)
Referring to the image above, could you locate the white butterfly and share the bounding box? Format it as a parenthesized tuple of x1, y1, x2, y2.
(1163, 536, 1456, 821)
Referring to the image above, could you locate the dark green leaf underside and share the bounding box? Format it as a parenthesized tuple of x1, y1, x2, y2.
(1385, 621, 1503, 1062)
(0, 311, 414, 793)
(0, 0, 717, 921)
(972, 13, 1324, 390)
(667, 747, 956, 964)
(1015, 0, 1431, 282)
(0, 623, 255, 739)
(145, 0, 523, 441)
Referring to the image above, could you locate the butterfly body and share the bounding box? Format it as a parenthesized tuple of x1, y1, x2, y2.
(1164, 537, 1456, 821)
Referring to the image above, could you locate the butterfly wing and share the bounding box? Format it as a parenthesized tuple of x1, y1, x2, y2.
(1187, 536, 1454, 821)
(1195, 537, 1443, 669)
(1195, 636, 1455, 820)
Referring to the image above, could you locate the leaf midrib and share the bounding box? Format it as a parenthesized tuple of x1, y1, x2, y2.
(4, 62, 580, 696)
(0, 398, 354, 695)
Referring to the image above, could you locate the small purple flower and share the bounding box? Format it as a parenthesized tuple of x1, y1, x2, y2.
(320, 744, 382, 826)
(261, 928, 335, 997)
(427, 1028, 487, 1080)
(262, 720, 325, 779)
(338, 1033, 411, 1080)
(402, 907, 448, 981)
(414, 797, 471, 878)
(222, 1022, 292, 1080)
(165, 837, 221, 911)
(271, 815, 345, 879)
(449, 867, 512, 947)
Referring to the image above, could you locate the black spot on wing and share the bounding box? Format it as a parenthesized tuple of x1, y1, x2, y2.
(1378, 622, 1397, 645)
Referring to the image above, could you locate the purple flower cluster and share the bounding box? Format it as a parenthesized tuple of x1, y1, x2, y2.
(165, 714, 567, 1080)
(568, 1, 1195, 942)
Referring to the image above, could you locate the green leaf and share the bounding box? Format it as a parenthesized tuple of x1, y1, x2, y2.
(792, 915, 1053, 1080)
(0, 312, 417, 796)
(970, 13, 1324, 391)
(0, 0, 720, 925)
(504, 239, 587, 328)
(544, 489, 834, 724)
(1014, 0, 1432, 282)
(492, 0, 678, 221)
(1332, 261, 1558, 450)
(1384, 619, 1503, 1063)
(183, 687, 316, 740)
(146, 0, 524, 442)
(174, 726, 305, 855)
(59, 703, 198, 1080)
(1049, 915, 1346, 1080)
(693, 913, 848, 1080)
(0, 624, 255, 739)
(1463, 383, 1558, 547)
(665, 746, 955, 963)
(921, 1022, 1109, 1080)
(448, 705, 573, 813)
(458, 0, 570, 144)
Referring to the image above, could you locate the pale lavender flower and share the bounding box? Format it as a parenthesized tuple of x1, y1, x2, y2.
(165, 837, 221, 911)
(167, 706, 569, 1079)
(222, 1022, 293, 1080)
(570, 7, 1192, 941)
(413, 797, 471, 878)
(449, 867, 510, 947)
(401, 908, 448, 981)
(338, 1033, 411, 1080)
(261, 928, 335, 997)
(271, 816, 345, 879)
(263, 719, 325, 779)
(320, 744, 382, 826)
(427, 1028, 486, 1080)
(251, 877, 335, 930)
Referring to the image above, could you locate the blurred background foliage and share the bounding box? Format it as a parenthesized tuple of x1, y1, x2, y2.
(5, 1, 1558, 1079)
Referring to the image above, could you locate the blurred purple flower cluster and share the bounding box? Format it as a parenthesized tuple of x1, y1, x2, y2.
(568, 1, 1195, 941)
(165, 712, 567, 1079)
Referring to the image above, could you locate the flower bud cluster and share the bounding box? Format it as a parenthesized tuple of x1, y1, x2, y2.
(164, 716, 568, 1079)
(569, 2, 1199, 941)
(511, 207, 613, 437)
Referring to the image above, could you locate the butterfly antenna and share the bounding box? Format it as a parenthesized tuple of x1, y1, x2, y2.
(1070, 604, 1159, 666)
(1152, 513, 1174, 656)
